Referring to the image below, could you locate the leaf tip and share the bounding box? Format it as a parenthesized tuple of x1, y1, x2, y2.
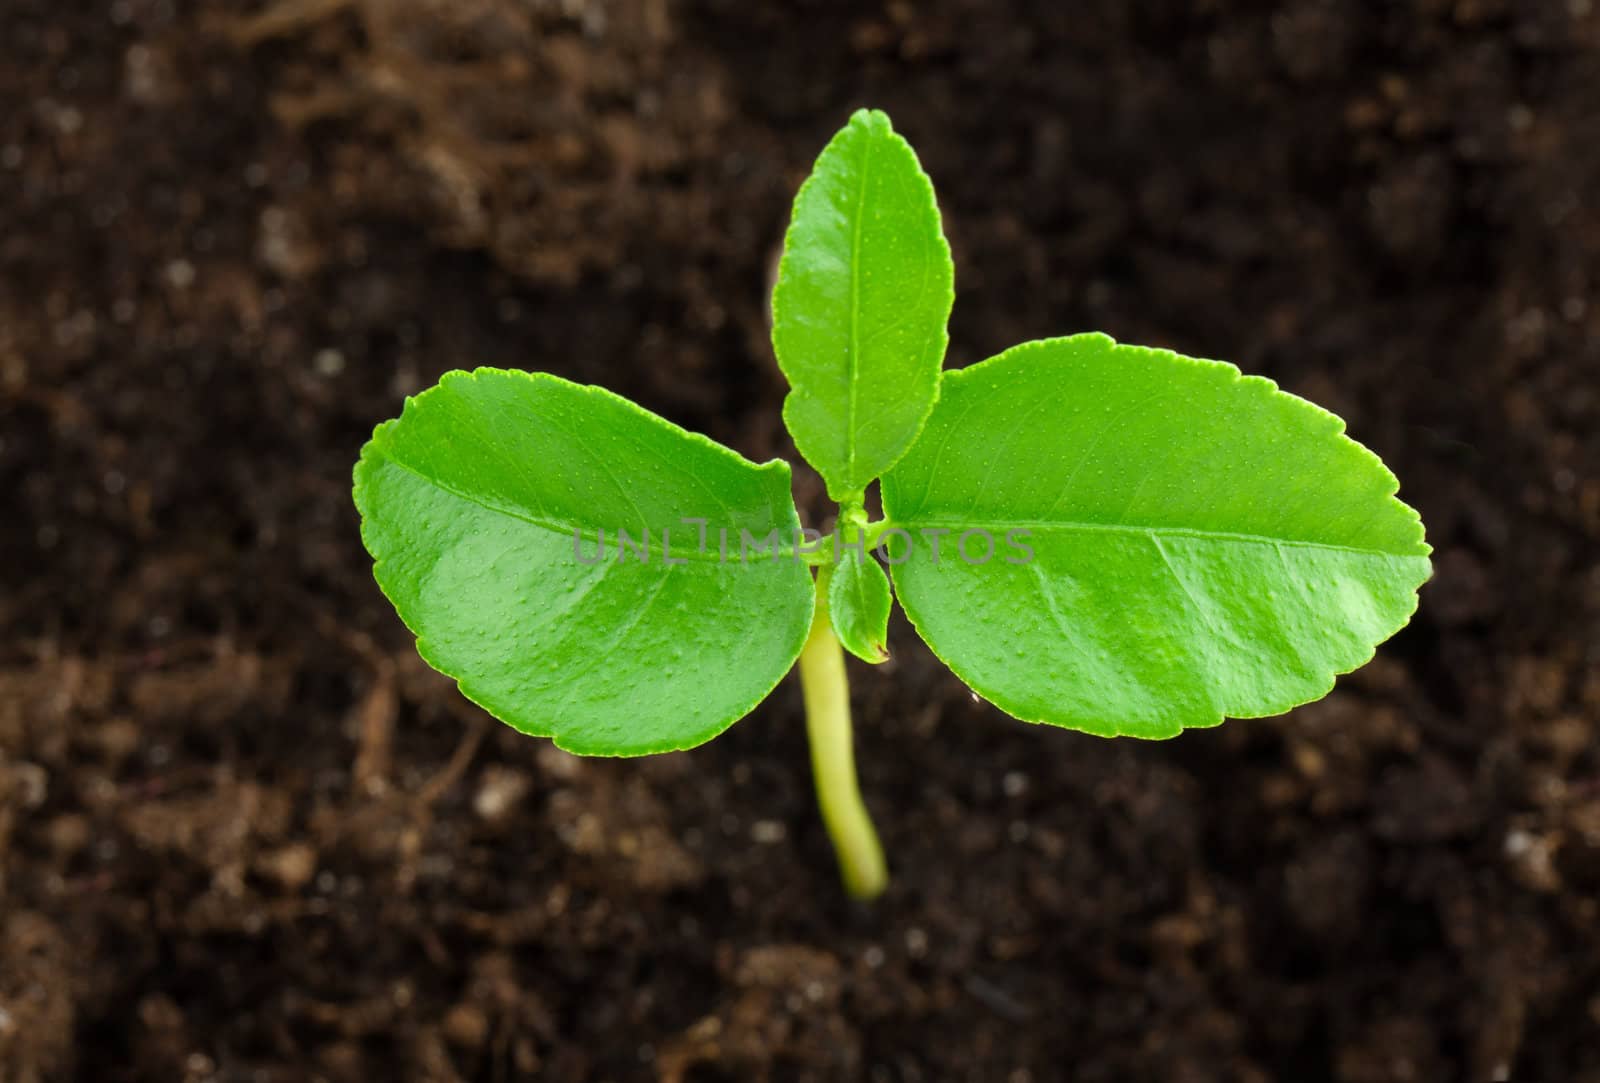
(839, 637, 890, 666)
(849, 106, 893, 133)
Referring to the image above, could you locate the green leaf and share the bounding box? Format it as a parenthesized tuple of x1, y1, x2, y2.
(827, 548, 892, 664)
(353, 369, 815, 756)
(772, 108, 955, 502)
(881, 333, 1432, 738)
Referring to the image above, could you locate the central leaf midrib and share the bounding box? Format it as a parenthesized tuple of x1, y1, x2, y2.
(893, 516, 1423, 559)
(375, 450, 792, 566)
(843, 123, 874, 488)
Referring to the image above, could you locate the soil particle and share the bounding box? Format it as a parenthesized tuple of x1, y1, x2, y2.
(3, 0, 1599, 1079)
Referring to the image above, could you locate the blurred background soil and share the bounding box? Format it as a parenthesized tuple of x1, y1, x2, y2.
(3, 1, 1599, 1080)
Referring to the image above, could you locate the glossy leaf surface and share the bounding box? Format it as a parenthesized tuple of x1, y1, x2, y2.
(827, 549, 892, 664)
(355, 369, 815, 755)
(882, 334, 1432, 738)
(772, 109, 954, 501)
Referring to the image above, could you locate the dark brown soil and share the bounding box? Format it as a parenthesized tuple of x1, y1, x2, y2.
(3, 1, 1599, 1080)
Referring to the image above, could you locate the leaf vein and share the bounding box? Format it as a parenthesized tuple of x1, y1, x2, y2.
(844, 123, 875, 489)
(900, 518, 1424, 559)
(1042, 389, 1181, 520)
(370, 452, 786, 565)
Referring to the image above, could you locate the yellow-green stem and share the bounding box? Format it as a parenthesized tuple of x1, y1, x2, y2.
(798, 574, 888, 899)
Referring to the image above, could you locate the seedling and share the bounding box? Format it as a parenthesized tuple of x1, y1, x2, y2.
(354, 110, 1431, 899)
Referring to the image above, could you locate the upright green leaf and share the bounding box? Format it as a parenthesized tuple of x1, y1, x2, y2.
(881, 334, 1432, 737)
(354, 369, 815, 756)
(827, 549, 892, 664)
(772, 109, 955, 502)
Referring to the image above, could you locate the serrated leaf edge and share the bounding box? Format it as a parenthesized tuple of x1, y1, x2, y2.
(884, 331, 1434, 739)
(772, 108, 955, 501)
